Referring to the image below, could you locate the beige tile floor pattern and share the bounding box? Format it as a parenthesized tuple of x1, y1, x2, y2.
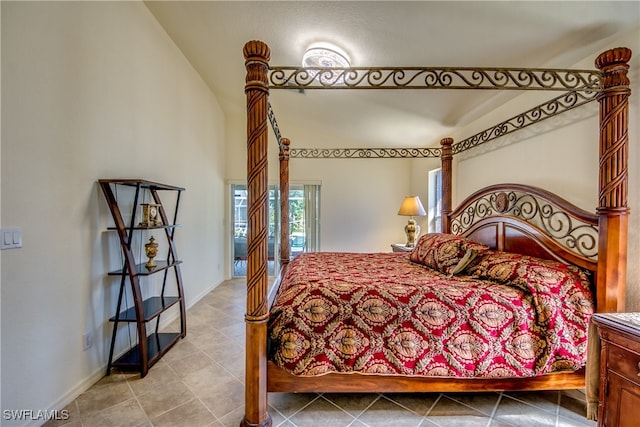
(45, 279, 596, 427)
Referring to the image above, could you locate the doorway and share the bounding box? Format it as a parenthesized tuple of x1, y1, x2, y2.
(231, 183, 320, 277)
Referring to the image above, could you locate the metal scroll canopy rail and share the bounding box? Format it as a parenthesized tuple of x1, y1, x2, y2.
(269, 66, 602, 91)
(268, 101, 443, 159)
(267, 92, 598, 159)
(267, 66, 602, 158)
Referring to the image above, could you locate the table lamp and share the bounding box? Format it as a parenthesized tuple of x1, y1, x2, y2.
(397, 196, 426, 247)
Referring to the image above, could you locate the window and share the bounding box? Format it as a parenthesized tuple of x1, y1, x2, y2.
(295, 183, 320, 256)
(289, 187, 306, 257)
(427, 168, 442, 233)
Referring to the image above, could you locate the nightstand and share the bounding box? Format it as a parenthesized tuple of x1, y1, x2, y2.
(391, 243, 414, 253)
(591, 313, 640, 427)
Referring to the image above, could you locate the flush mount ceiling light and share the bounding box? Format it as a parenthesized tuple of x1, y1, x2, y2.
(302, 43, 351, 69)
(301, 43, 351, 85)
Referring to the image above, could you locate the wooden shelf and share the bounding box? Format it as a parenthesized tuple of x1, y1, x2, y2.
(109, 296, 181, 322)
(107, 224, 181, 231)
(108, 260, 183, 276)
(111, 332, 181, 370)
(98, 179, 185, 192)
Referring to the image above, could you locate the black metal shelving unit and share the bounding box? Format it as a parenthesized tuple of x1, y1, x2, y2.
(99, 179, 187, 377)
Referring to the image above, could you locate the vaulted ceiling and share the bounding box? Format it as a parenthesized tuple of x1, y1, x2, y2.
(145, 1, 639, 148)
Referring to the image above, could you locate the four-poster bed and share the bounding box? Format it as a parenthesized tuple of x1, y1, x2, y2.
(242, 41, 631, 427)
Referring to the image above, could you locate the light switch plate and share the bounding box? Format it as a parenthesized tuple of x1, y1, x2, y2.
(1, 227, 22, 249)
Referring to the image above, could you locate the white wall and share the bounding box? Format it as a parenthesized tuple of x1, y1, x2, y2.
(291, 158, 412, 252)
(412, 30, 640, 311)
(1, 2, 226, 424)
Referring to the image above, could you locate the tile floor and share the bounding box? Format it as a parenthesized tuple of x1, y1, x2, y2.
(46, 279, 597, 427)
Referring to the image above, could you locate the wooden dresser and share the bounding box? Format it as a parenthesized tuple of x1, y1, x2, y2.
(592, 313, 640, 427)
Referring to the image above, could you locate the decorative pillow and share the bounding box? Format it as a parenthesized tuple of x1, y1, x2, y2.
(409, 233, 488, 275)
(464, 249, 591, 288)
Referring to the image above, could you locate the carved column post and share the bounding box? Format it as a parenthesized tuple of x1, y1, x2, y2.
(242, 40, 272, 427)
(279, 138, 291, 269)
(440, 138, 454, 233)
(595, 47, 631, 313)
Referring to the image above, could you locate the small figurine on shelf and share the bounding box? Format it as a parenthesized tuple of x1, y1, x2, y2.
(140, 203, 162, 227)
(144, 236, 159, 270)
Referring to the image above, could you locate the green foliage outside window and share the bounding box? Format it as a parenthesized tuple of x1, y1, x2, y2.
(235, 188, 306, 238)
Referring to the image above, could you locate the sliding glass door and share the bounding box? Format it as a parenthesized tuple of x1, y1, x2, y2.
(288, 184, 321, 257)
(231, 184, 276, 277)
(231, 183, 320, 277)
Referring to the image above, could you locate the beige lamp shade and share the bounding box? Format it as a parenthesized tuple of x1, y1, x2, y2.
(397, 196, 426, 217)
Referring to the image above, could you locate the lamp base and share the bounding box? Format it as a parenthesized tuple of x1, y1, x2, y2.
(404, 218, 421, 247)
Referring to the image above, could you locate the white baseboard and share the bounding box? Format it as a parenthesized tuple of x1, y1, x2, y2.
(23, 366, 105, 427)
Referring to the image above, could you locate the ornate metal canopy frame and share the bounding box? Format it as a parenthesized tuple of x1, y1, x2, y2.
(453, 90, 597, 154)
(270, 66, 600, 90)
(289, 146, 442, 159)
(268, 66, 602, 158)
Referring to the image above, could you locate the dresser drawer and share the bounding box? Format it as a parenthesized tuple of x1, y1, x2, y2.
(608, 344, 640, 386)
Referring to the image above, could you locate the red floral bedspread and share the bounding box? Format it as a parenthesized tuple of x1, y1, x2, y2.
(268, 252, 594, 378)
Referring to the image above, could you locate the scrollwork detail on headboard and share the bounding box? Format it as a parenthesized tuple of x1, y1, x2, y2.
(450, 190, 598, 260)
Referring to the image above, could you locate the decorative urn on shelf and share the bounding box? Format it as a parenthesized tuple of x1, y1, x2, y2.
(144, 236, 159, 269)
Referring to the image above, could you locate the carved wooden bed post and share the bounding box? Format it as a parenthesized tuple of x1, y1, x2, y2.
(280, 138, 291, 269)
(595, 47, 631, 313)
(440, 137, 454, 233)
(242, 40, 272, 427)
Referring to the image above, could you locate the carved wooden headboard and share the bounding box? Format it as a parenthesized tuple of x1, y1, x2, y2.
(447, 183, 599, 272)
